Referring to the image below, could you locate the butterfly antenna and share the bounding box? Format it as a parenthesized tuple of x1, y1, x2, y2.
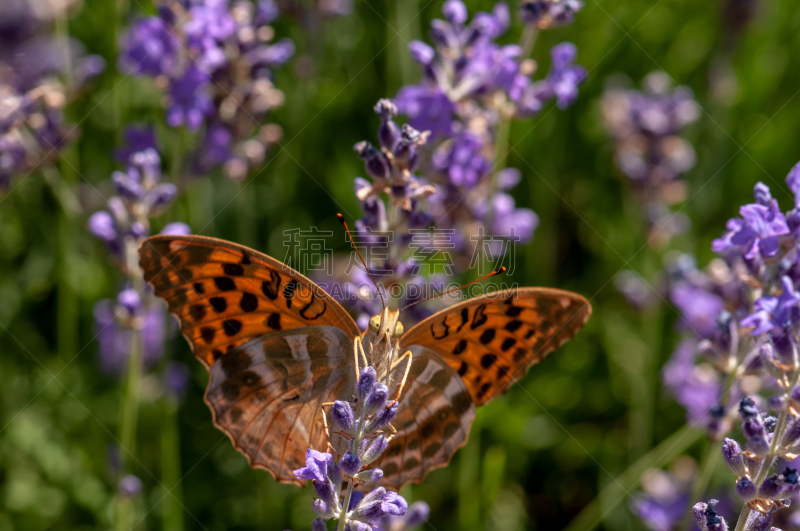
(337, 213, 386, 310)
(400, 266, 506, 312)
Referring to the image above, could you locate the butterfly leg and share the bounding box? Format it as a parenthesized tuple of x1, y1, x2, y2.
(388, 349, 413, 405)
(320, 401, 336, 452)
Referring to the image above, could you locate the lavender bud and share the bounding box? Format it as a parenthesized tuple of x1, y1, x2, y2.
(785, 417, 800, 447)
(759, 475, 783, 499)
(442, 0, 467, 24)
(88, 211, 117, 242)
(359, 434, 388, 465)
(312, 518, 327, 531)
(365, 401, 398, 432)
(408, 41, 435, 65)
(357, 367, 377, 405)
(429, 19, 456, 48)
(791, 386, 800, 402)
(117, 288, 141, 316)
(782, 467, 799, 485)
(148, 183, 178, 210)
(693, 502, 709, 528)
(314, 478, 338, 508)
(355, 467, 383, 482)
(112, 171, 145, 201)
(363, 383, 389, 416)
(736, 477, 757, 501)
(328, 461, 342, 490)
(703, 500, 728, 531)
(354, 141, 390, 179)
(769, 395, 787, 412)
(340, 451, 362, 476)
(763, 415, 778, 433)
(739, 396, 759, 419)
(721, 438, 746, 476)
(754, 182, 773, 206)
(747, 435, 770, 458)
(743, 414, 767, 440)
(332, 401, 355, 432)
(749, 512, 773, 531)
(312, 498, 336, 519)
(118, 475, 142, 497)
(403, 501, 430, 529)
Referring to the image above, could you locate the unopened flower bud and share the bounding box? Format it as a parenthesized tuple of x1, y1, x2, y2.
(739, 396, 759, 419)
(363, 383, 389, 416)
(722, 438, 746, 477)
(332, 401, 355, 432)
(340, 451, 362, 476)
(736, 477, 757, 502)
(759, 475, 782, 499)
(769, 395, 787, 412)
(360, 434, 388, 465)
(357, 367, 377, 405)
(312, 498, 336, 519)
(747, 435, 770, 458)
(355, 467, 384, 482)
(365, 401, 398, 432)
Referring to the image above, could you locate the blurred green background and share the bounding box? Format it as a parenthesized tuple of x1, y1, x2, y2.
(3, 0, 800, 530)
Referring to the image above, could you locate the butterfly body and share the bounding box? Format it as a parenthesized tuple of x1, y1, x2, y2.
(139, 235, 591, 488)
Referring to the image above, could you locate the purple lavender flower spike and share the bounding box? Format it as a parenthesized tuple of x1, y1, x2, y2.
(293, 449, 333, 482)
(693, 500, 729, 531)
(352, 488, 408, 521)
(163, 362, 191, 401)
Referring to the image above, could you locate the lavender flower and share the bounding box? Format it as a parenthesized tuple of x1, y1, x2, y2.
(603, 72, 699, 247)
(293, 367, 406, 529)
(120, 0, 293, 180)
(0, 8, 104, 188)
(520, 0, 584, 29)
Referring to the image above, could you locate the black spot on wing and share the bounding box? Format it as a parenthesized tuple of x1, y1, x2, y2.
(262, 270, 280, 300)
(470, 304, 488, 329)
(214, 277, 236, 291)
(223, 263, 244, 276)
(209, 297, 227, 313)
(223, 319, 243, 336)
(240, 292, 259, 312)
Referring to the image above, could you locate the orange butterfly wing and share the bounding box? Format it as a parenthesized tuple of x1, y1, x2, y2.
(373, 288, 591, 487)
(138, 235, 361, 484)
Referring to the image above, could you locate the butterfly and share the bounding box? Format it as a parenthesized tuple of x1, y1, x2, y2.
(138, 234, 591, 489)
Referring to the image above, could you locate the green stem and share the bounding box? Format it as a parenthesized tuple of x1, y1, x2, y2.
(733, 504, 749, 531)
(337, 482, 355, 531)
(563, 425, 703, 531)
(116, 326, 142, 531)
(521, 26, 539, 58)
(161, 397, 183, 531)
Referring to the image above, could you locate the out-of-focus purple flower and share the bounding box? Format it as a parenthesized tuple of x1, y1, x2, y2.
(433, 131, 489, 187)
(394, 86, 454, 138)
(662, 339, 722, 424)
(118, 475, 143, 497)
(377, 501, 430, 531)
(115, 125, 158, 164)
(163, 362, 191, 401)
(166, 65, 213, 130)
(602, 72, 699, 244)
(670, 283, 725, 338)
(160, 222, 192, 236)
(120, 0, 294, 179)
(94, 299, 169, 376)
(630, 493, 687, 531)
(118, 17, 177, 76)
(520, 0, 584, 29)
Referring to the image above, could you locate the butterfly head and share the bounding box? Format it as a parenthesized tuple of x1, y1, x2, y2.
(368, 307, 403, 340)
